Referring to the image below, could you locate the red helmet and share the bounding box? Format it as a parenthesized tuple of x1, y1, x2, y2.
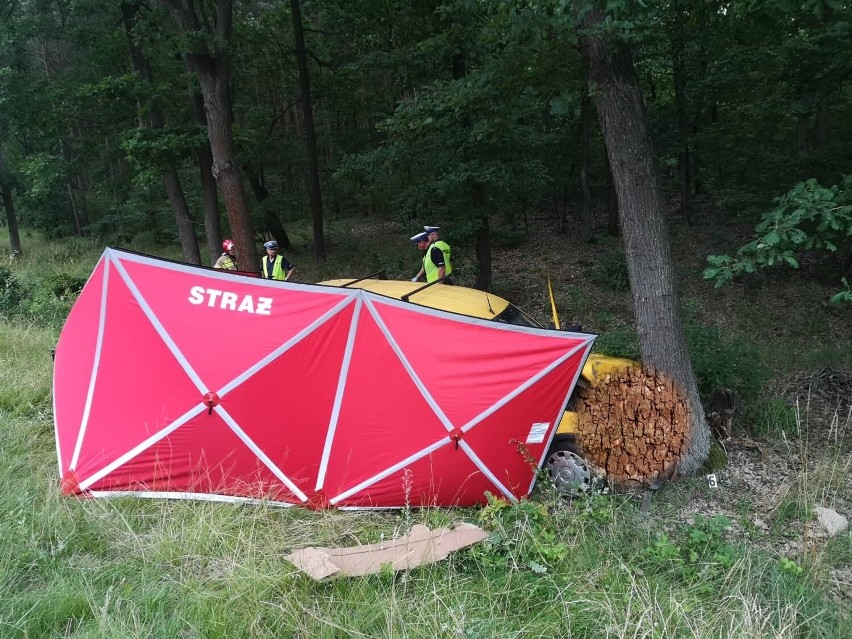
(222, 239, 235, 252)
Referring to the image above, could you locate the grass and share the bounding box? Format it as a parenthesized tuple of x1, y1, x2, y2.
(1, 222, 850, 637)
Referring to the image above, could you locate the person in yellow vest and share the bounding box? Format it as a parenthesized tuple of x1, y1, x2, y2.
(214, 239, 237, 270)
(410, 230, 451, 284)
(261, 240, 296, 281)
(423, 225, 453, 283)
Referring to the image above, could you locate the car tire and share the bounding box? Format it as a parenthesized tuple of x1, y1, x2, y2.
(545, 437, 592, 496)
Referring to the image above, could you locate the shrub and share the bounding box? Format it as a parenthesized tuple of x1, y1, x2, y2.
(0, 267, 27, 319)
(588, 250, 630, 292)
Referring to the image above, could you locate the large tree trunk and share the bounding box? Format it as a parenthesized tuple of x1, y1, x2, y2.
(0, 147, 22, 255)
(605, 150, 619, 236)
(575, 2, 709, 477)
(290, 0, 326, 263)
(164, 0, 256, 273)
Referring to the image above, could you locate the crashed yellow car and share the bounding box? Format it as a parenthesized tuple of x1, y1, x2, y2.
(318, 278, 636, 493)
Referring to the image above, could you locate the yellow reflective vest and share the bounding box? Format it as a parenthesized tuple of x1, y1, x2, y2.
(262, 255, 292, 280)
(214, 254, 236, 270)
(423, 240, 452, 283)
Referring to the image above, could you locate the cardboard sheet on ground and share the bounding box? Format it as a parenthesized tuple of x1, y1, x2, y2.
(284, 523, 488, 579)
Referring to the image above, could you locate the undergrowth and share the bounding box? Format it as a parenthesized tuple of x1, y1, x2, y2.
(0, 222, 849, 637)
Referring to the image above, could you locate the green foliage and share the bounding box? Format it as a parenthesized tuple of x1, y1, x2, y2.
(685, 317, 770, 400)
(0, 266, 26, 319)
(705, 176, 852, 302)
(593, 323, 640, 360)
(473, 494, 569, 574)
(587, 248, 631, 292)
(0, 267, 86, 328)
(746, 397, 798, 438)
(120, 126, 208, 186)
(641, 516, 740, 588)
(830, 277, 852, 304)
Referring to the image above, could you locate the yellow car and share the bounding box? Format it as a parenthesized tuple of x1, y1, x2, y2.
(318, 278, 636, 493)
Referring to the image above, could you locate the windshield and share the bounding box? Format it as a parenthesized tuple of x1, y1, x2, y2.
(492, 304, 543, 328)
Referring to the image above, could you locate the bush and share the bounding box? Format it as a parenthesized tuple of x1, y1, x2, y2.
(588, 250, 630, 292)
(686, 320, 770, 400)
(0, 267, 27, 319)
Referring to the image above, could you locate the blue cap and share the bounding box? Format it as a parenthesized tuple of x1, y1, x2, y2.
(424, 226, 440, 234)
(410, 232, 429, 244)
(263, 240, 279, 250)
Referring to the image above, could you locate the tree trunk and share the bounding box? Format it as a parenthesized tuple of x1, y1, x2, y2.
(74, 172, 90, 234)
(245, 161, 292, 251)
(796, 113, 810, 157)
(605, 150, 619, 236)
(579, 83, 593, 242)
(473, 187, 491, 292)
(191, 92, 223, 263)
(575, 2, 709, 477)
(813, 94, 829, 151)
(162, 170, 201, 264)
(164, 0, 256, 273)
(290, 0, 326, 263)
(671, 0, 692, 219)
(123, 1, 200, 264)
(0, 147, 22, 255)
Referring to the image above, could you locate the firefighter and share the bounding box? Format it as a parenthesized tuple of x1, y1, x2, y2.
(214, 239, 237, 270)
(261, 240, 296, 281)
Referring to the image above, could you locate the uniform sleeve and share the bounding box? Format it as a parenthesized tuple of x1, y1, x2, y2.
(281, 256, 294, 270)
(430, 246, 445, 266)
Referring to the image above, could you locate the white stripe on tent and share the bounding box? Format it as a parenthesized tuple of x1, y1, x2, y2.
(78, 402, 206, 490)
(329, 437, 450, 505)
(215, 406, 309, 503)
(529, 340, 596, 495)
(216, 294, 357, 397)
(110, 253, 208, 394)
(88, 491, 297, 507)
(459, 440, 516, 502)
(458, 338, 593, 434)
(363, 297, 455, 433)
(368, 292, 594, 340)
(88, 251, 355, 498)
(69, 257, 111, 472)
(315, 297, 363, 491)
(329, 299, 595, 505)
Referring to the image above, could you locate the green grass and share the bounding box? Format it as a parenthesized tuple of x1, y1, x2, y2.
(1, 223, 850, 637)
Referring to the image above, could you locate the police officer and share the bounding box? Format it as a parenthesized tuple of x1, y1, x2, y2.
(410, 230, 449, 284)
(424, 225, 453, 283)
(214, 239, 237, 270)
(261, 240, 296, 281)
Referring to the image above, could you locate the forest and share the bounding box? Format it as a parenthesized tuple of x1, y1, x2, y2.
(0, 1, 850, 636)
(0, 0, 848, 279)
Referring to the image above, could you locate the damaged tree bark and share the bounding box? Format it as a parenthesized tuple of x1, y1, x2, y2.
(574, 366, 689, 487)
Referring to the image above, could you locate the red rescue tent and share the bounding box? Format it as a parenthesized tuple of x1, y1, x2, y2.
(53, 249, 595, 508)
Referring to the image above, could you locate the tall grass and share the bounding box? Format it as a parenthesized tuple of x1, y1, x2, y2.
(1, 223, 849, 637)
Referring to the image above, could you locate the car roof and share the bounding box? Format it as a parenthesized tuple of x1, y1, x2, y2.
(317, 278, 519, 322)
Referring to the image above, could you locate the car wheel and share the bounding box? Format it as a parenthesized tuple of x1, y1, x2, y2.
(545, 439, 592, 495)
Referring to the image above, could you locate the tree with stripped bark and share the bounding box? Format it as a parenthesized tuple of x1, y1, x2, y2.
(573, 1, 710, 479)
